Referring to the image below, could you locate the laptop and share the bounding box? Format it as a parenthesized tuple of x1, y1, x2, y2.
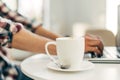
(86, 47, 120, 64)
(87, 5, 120, 63)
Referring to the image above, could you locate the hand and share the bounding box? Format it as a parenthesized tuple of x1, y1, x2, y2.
(85, 34, 104, 57)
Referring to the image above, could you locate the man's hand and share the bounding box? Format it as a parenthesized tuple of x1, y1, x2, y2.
(85, 34, 104, 57)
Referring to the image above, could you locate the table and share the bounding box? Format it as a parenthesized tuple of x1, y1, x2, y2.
(21, 54, 120, 80)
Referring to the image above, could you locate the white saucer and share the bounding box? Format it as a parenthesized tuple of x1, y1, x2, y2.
(47, 61, 95, 72)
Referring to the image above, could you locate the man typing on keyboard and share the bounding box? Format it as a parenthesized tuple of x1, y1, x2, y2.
(0, 17, 104, 80)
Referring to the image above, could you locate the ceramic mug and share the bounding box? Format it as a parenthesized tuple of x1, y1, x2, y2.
(45, 37, 85, 69)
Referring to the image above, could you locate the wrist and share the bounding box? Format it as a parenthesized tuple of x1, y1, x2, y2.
(32, 24, 43, 33)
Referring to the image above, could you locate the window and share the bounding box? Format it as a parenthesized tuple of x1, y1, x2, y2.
(1, 0, 17, 10)
(106, 0, 120, 35)
(2, 0, 44, 22)
(18, 0, 43, 22)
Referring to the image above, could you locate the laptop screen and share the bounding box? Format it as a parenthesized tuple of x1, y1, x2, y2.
(116, 4, 120, 52)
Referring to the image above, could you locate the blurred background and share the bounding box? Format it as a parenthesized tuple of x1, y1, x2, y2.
(2, 0, 120, 61)
(2, 0, 119, 36)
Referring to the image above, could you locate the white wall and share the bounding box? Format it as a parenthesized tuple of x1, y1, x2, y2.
(48, 0, 106, 36)
(49, 0, 67, 35)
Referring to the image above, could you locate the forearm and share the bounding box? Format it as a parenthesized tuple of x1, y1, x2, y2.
(11, 28, 57, 55)
(34, 26, 61, 40)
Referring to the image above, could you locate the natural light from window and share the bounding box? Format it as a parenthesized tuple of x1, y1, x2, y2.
(2, 0, 17, 10)
(106, 0, 120, 35)
(18, 0, 43, 22)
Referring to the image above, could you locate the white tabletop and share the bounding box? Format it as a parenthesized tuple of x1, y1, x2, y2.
(21, 54, 120, 80)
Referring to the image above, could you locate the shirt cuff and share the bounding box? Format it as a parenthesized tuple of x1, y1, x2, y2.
(31, 21, 42, 32)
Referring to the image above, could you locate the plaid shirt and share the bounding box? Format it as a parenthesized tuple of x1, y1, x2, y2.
(0, 14, 32, 80)
(0, 18, 32, 80)
(0, 51, 32, 80)
(0, 1, 40, 80)
(0, 0, 41, 31)
(0, 18, 32, 79)
(0, 0, 42, 47)
(0, 17, 23, 48)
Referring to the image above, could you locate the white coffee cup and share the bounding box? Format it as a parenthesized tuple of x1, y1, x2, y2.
(45, 37, 85, 69)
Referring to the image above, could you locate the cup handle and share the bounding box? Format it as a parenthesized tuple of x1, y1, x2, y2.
(45, 42, 58, 64)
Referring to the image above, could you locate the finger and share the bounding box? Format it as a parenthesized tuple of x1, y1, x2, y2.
(96, 36, 104, 53)
(93, 40, 103, 53)
(91, 36, 104, 55)
(85, 46, 100, 54)
(85, 35, 100, 44)
(86, 38, 103, 54)
(85, 34, 104, 55)
(87, 39, 100, 46)
(88, 34, 104, 52)
(97, 41, 104, 56)
(85, 34, 98, 39)
(87, 47, 103, 57)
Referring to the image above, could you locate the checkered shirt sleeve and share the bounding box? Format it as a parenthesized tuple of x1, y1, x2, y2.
(0, 17, 23, 47)
(0, 0, 41, 31)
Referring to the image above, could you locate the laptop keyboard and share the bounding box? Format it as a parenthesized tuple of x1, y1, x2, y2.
(103, 47, 120, 58)
(86, 47, 120, 64)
